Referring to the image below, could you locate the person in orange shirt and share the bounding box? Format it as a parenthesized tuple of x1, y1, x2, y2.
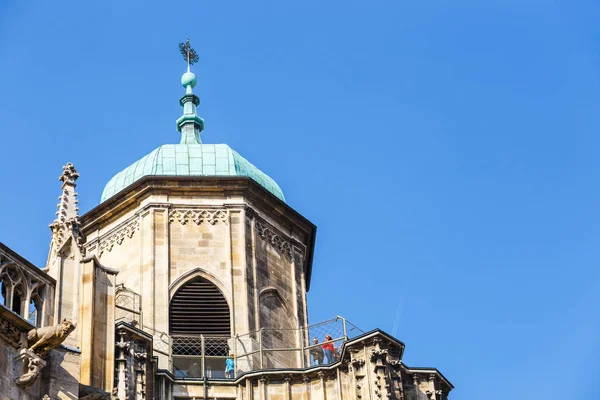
(322, 334, 335, 364)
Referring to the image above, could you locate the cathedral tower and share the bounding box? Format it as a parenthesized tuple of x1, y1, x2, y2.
(75, 46, 316, 391)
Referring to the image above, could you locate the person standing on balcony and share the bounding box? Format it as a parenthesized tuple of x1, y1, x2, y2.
(225, 354, 235, 378)
(322, 334, 335, 364)
(310, 337, 324, 365)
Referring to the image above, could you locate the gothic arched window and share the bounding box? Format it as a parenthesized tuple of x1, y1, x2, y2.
(28, 287, 43, 327)
(170, 276, 231, 379)
(169, 276, 230, 336)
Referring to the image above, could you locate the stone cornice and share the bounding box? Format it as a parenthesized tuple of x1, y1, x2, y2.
(80, 177, 314, 234)
(80, 255, 119, 274)
(78, 176, 317, 289)
(401, 366, 454, 390)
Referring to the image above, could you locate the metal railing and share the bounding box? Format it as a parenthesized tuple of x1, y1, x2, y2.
(164, 316, 363, 380)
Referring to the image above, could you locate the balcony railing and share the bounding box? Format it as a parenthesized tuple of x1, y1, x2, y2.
(141, 316, 363, 380)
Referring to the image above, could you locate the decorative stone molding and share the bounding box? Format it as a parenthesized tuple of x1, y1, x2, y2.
(169, 208, 228, 225)
(370, 348, 388, 362)
(0, 312, 23, 347)
(351, 358, 366, 368)
(99, 219, 140, 255)
(254, 220, 293, 260)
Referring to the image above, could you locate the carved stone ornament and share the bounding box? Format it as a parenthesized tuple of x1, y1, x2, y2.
(0, 313, 22, 348)
(255, 220, 293, 260)
(99, 219, 140, 255)
(370, 348, 388, 362)
(134, 351, 147, 362)
(13, 348, 47, 388)
(27, 318, 76, 357)
(59, 162, 80, 185)
(245, 206, 256, 220)
(169, 209, 228, 225)
(352, 358, 366, 368)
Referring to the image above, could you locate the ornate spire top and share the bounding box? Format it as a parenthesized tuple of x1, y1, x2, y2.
(176, 38, 204, 143)
(59, 162, 79, 186)
(49, 162, 83, 257)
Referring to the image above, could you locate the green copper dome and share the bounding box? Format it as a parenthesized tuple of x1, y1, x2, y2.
(100, 144, 285, 202)
(100, 59, 285, 203)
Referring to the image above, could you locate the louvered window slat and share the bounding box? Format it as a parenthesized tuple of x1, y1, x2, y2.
(169, 277, 231, 337)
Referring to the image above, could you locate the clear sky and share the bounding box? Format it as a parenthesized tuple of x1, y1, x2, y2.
(1, 1, 599, 398)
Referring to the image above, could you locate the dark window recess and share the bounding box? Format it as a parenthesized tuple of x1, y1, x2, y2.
(169, 277, 231, 336)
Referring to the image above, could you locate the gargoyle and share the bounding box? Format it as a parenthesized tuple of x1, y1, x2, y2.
(14, 356, 44, 387)
(27, 318, 76, 357)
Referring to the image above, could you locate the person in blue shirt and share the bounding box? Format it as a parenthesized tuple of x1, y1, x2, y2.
(225, 354, 235, 379)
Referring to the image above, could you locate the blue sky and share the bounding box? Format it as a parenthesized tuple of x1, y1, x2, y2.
(1, 1, 599, 398)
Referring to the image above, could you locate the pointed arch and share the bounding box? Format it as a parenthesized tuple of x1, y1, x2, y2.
(169, 273, 231, 336)
(169, 267, 229, 305)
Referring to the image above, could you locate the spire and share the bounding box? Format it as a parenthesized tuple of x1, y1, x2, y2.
(176, 38, 204, 144)
(48, 163, 83, 255)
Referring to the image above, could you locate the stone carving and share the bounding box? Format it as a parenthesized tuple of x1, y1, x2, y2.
(370, 348, 388, 362)
(255, 220, 293, 260)
(352, 358, 366, 368)
(113, 328, 154, 400)
(115, 333, 130, 354)
(0, 313, 23, 348)
(27, 318, 76, 357)
(169, 209, 228, 225)
(14, 354, 45, 387)
(99, 219, 140, 255)
(245, 206, 256, 220)
(60, 162, 80, 185)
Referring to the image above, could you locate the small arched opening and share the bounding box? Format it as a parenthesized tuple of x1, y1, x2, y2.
(12, 284, 24, 315)
(28, 287, 43, 327)
(170, 276, 231, 379)
(0, 279, 10, 308)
